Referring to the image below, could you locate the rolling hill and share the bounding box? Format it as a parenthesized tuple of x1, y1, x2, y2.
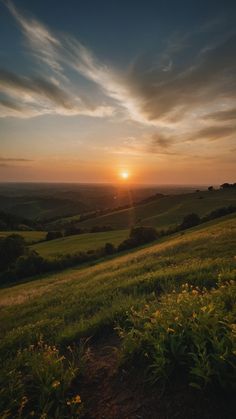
(31, 229, 128, 258)
(0, 214, 235, 417)
(76, 188, 236, 230)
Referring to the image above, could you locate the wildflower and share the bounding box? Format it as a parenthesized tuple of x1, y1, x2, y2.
(192, 289, 198, 295)
(167, 327, 175, 333)
(71, 394, 82, 404)
(52, 380, 60, 388)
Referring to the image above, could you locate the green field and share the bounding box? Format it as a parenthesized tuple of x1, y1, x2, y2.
(76, 188, 236, 230)
(0, 230, 46, 244)
(0, 215, 235, 417)
(31, 229, 128, 258)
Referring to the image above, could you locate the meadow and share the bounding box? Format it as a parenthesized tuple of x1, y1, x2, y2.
(0, 214, 235, 417)
(31, 229, 128, 258)
(76, 188, 236, 230)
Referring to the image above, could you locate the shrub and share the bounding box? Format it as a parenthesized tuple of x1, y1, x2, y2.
(0, 234, 26, 271)
(118, 226, 158, 251)
(104, 242, 115, 255)
(119, 281, 236, 391)
(16, 251, 47, 277)
(180, 213, 200, 230)
(46, 231, 63, 241)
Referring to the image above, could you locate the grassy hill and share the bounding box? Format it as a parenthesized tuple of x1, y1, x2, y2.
(0, 230, 46, 244)
(0, 214, 235, 417)
(76, 188, 236, 230)
(31, 229, 128, 258)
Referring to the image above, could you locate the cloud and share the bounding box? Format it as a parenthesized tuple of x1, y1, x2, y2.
(151, 132, 173, 148)
(5, 0, 63, 77)
(0, 68, 113, 118)
(1, 1, 115, 118)
(191, 125, 236, 141)
(3, 0, 236, 156)
(0, 157, 32, 162)
(204, 108, 236, 121)
(126, 34, 236, 123)
(0, 156, 33, 168)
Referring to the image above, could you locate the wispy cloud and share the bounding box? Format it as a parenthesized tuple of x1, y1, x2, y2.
(2, 0, 236, 154)
(0, 156, 33, 168)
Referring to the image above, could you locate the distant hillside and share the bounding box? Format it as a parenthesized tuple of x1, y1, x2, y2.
(31, 229, 128, 258)
(76, 188, 236, 230)
(0, 183, 206, 222)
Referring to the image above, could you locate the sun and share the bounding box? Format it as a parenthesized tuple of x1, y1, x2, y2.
(120, 171, 129, 180)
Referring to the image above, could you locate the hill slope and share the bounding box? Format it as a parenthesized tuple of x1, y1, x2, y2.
(76, 188, 236, 230)
(31, 229, 128, 258)
(0, 214, 235, 418)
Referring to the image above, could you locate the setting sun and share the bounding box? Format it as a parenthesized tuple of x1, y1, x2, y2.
(120, 171, 129, 180)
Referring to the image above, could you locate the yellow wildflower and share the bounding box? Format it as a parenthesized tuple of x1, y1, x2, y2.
(74, 395, 82, 404)
(52, 380, 60, 388)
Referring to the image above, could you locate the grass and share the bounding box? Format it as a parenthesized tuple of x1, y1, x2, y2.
(0, 214, 235, 417)
(77, 188, 236, 230)
(31, 229, 128, 258)
(0, 230, 46, 244)
(119, 281, 236, 390)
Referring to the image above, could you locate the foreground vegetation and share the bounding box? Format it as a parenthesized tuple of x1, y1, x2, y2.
(0, 215, 235, 417)
(120, 281, 236, 390)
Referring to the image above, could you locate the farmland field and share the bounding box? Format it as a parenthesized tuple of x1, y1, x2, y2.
(31, 229, 128, 258)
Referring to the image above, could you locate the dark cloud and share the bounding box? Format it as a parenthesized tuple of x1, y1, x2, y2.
(204, 108, 236, 121)
(0, 157, 32, 162)
(151, 132, 173, 148)
(0, 97, 24, 112)
(191, 125, 235, 141)
(0, 69, 73, 109)
(126, 34, 236, 121)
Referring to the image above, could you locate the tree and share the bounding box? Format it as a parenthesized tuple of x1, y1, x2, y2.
(180, 213, 200, 230)
(0, 234, 26, 271)
(130, 226, 158, 244)
(104, 242, 115, 255)
(220, 183, 230, 189)
(46, 231, 63, 241)
(208, 186, 214, 191)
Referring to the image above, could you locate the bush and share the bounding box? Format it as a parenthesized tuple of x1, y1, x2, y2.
(119, 281, 236, 391)
(16, 251, 47, 277)
(46, 231, 63, 241)
(0, 234, 26, 271)
(104, 242, 115, 255)
(118, 226, 158, 251)
(180, 213, 200, 230)
(202, 206, 236, 222)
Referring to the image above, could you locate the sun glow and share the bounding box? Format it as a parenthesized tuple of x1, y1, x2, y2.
(120, 171, 129, 180)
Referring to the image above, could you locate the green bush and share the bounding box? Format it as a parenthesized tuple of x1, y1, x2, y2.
(119, 280, 236, 390)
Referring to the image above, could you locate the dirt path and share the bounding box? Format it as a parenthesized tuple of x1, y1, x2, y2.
(80, 335, 235, 419)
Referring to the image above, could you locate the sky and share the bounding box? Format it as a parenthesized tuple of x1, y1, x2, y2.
(0, 0, 236, 184)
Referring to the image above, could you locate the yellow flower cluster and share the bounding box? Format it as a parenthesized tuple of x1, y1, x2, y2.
(67, 394, 82, 405)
